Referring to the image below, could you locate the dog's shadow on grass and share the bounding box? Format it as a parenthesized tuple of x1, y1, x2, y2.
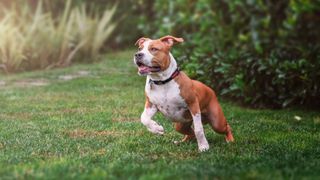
(207, 136, 226, 145)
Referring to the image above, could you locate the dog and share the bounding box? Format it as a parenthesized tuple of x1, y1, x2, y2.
(134, 35, 234, 152)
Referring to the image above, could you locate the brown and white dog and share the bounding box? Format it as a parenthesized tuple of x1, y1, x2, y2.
(134, 35, 234, 152)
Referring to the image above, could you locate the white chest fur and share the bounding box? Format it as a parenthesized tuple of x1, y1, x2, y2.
(145, 78, 190, 122)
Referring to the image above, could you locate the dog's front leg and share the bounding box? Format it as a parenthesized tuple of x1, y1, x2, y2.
(189, 101, 209, 152)
(141, 101, 164, 135)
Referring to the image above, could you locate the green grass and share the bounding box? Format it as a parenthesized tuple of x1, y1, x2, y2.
(0, 50, 319, 179)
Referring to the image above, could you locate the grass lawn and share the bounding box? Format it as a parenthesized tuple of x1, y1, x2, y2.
(0, 50, 319, 179)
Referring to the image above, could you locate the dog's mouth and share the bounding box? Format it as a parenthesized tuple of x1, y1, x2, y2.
(136, 61, 161, 74)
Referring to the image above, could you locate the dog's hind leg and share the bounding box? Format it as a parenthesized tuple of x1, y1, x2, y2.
(174, 122, 195, 144)
(207, 99, 234, 142)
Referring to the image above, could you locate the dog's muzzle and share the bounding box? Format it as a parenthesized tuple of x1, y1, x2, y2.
(134, 52, 144, 61)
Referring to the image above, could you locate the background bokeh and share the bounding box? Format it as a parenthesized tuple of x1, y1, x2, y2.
(0, 0, 319, 108)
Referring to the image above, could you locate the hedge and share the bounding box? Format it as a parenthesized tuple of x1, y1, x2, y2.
(138, 0, 320, 108)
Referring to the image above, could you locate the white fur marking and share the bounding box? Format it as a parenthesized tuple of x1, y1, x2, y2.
(141, 106, 164, 135)
(145, 79, 189, 123)
(144, 54, 190, 122)
(192, 113, 209, 152)
(140, 40, 154, 67)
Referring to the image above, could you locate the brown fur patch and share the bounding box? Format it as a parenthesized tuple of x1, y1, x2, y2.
(174, 72, 199, 115)
(149, 40, 171, 71)
(174, 71, 234, 137)
(143, 95, 155, 109)
(135, 37, 150, 46)
(174, 72, 215, 115)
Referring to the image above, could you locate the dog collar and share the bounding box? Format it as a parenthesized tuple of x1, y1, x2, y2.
(149, 68, 180, 85)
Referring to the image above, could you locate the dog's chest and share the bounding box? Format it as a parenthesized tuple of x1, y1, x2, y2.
(145, 80, 190, 122)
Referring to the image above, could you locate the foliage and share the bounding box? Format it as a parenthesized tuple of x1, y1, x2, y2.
(0, 50, 319, 179)
(139, 0, 320, 108)
(0, 0, 116, 73)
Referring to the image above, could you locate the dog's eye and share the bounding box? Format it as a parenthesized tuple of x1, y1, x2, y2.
(138, 47, 143, 51)
(151, 48, 159, 51)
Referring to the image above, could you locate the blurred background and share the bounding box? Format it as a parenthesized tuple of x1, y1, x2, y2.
(0, 0, 319, 108)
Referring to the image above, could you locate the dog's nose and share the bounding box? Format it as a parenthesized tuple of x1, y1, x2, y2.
(135, 52, 144, 59)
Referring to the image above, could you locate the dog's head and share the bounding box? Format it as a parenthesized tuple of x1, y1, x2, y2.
(134, 35, 184, 76)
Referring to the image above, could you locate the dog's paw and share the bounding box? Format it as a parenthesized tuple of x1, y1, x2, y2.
(198, 144, 209, 152)
(147, 123, 164, 135)
(198, 141, 209, 152)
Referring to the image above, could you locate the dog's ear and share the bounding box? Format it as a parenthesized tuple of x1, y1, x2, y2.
(160, 35, 184, 47)
(135, 37, 148, 46)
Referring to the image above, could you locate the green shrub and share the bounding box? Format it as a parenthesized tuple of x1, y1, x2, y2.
(138, 0, 320, 108)
(0, 0, 116, 73)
